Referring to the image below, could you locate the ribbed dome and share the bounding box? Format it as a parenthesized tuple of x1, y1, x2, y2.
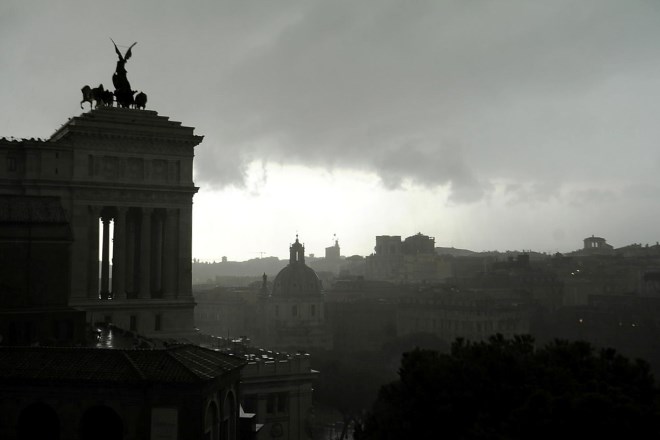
(271, 237, 322, 297)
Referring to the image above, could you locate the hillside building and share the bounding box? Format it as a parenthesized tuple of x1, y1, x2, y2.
(365, 233, 451, 283)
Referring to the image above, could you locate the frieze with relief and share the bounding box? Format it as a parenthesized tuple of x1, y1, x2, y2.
(67, 135, 197, 157)
(73, 187, 195, 205)
(88, 155, 186, 184)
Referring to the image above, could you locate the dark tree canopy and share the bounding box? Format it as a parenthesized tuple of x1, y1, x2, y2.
(358, 335, 660, 439)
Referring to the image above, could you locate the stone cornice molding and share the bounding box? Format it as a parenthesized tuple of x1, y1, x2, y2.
(69, 297, 196, 311)
(11, 179, 199, 194)
(49, 107, 203, 148)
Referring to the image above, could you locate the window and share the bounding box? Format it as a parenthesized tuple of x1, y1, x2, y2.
(155, 314, 162, 331)
(7, 157, 16, 171)
(64, 320, 74, 340)
(266, 393, 287, 414)
(52, 321, 61, 340)
(275, 305, 279, 317)
(267, 394, 275, 414)
(292, 305, 298, 317)
(277, 393, 288, 413)
(129, 315, 137, 331)
(311, 304, 316, 317)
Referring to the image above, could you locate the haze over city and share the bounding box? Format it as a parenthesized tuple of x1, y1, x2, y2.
(2, 0, 660, 260)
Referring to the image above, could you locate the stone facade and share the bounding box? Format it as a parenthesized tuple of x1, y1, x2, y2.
(396, 288, 532, 342)
(241, 353, 317, 440)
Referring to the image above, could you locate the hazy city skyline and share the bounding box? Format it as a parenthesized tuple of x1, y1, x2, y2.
(2, 1, 660, 261)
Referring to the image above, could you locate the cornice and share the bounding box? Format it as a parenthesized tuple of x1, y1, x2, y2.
(12, 179, 199, 195)
(50, 107, 204, 148)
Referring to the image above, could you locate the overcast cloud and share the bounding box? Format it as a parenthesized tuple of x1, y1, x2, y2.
(2, 0, 660, 257)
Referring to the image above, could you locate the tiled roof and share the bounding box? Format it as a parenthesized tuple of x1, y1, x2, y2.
(0, 345, 244, 384)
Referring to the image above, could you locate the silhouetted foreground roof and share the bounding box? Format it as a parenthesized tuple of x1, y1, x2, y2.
(0, 344, 244, 384)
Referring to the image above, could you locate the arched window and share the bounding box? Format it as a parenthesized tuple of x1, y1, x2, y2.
(18, 402, 60, 440)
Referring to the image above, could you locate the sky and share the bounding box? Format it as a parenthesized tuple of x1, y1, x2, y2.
(2, 0, 660, 261)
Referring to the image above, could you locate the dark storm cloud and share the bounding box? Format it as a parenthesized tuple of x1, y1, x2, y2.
(504, 182, 560, 206)
(567, 188, 617, 207)
(373, 140, 487, 203)
(192, 0, 660, 201)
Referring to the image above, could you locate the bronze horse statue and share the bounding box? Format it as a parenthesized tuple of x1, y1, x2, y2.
(80, 84, 113, 109)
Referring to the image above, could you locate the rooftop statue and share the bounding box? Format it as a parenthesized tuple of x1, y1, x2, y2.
(79, 39, 147, 110)
(111, 39, 137, 108)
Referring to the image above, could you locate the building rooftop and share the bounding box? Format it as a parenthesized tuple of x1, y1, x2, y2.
(0, 344, 244, 385)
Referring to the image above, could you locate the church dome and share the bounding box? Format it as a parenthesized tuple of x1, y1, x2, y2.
(272, 237, 322, 297)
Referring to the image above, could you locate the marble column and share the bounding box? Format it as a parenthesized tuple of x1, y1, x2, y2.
(162, 208, 179, 298)
(152, 211, 164, 296)
(178, 205, 193, 297)
(138, 208, 152, 299)
(112, 206, 127, 299)
(125, 211, 136, 296)
(100, 216, 111, 299)
(88, 206, 101, 299)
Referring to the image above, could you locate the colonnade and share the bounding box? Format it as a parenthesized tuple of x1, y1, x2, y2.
(87, 205, 190, 300)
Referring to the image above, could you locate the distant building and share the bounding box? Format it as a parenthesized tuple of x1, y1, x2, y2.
(455, 254, 564, 311)
(256, 237, 332, 350)
(402, 232, 436, 254)
(306, 237, 343, 275)
(396, 287, 532, 342)
(194, 286, 259, 338)
(338, 255, 366, 278)
(365, 235, 404, 281)
(325, 239, 340, 261)
(578, 235, 614, 256)
(365, 233, 451, 283)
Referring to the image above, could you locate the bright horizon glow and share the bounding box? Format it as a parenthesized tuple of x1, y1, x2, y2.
(191, 162, 646, 262)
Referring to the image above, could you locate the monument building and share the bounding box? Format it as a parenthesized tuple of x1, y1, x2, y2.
(0, 106, 203, 338)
